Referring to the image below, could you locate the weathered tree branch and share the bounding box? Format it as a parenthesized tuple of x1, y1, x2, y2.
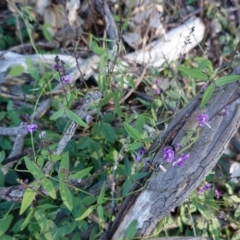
(106, 63, 240, 239)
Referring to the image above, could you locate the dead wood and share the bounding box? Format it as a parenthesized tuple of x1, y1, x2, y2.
(106, 63, 240, 239)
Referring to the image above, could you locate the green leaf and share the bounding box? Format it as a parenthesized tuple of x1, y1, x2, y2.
(0, 214, 13, 236)
(97, 205, 104, 226)
(123, 122, 141, 140)
(215, 75, 240, 86)
(113, 90, 122, 117)
(59, 183, 73, 211)
(77, 136, 91, 149)
(24, 157, 44, 179)
(125, 219, 138, 239)
(43, 220, 56, 239)
(178, 66, 208, 81)
(98, 93, 113, 108)
(200, 84, 215, 109)
(70, 167, 93, 180)
(93, 46, 106, 56)
(37, 156, 44, 168)
(192, 200, 211, 220)
(21, 209, 34, 230)
(8, 65, 24, 77)
(26, 58, 40, 81)
(126, 142, 142, 151)
(196, 59, 209, 71)
(0, 111, 6, 121)
(165, 90, 179, 99)
(41, 23, 52, 42)
(234, 206, 240, 218)
(65, 109, 88, 128)
(130, 172, 148, 181)
(41, 178, 56, 199)
(82, 196, 96, 206)
(20, 187, 37, 215)
(101, 123, 115, 143)
(50, 108, 64, 120)
(122, 179, 132, 197)
(75, 205, 95, 221)
(34, 210, 49, 232)
(0, 150, 6, 163)
(97, 181, 106, 205)
(58, 152, 69, 181)
(136, 115, 145, 134)
(230, 195, 240, 203)
(49, 154, 62, 162)
(209, 218, 220, 240)
(124, 158, 131, 176)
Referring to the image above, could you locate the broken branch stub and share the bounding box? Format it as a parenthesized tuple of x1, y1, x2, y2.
(107, 63, 240, 239)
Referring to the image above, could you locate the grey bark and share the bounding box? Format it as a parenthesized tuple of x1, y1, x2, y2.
(107, 63, 240, 239)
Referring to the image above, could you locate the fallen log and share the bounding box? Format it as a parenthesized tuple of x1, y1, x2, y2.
(106, 63, 240, 239)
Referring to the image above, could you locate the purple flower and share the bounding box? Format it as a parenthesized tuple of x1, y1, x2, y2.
(85, 115, 93, 124)
(173, 158, 184, 167)
(202, 182, 211, 190)
(197, 182, 212, 195)
(134, 148, 146, 163)
(197, 113, 210, 127)
(218, 105, 229, 117)
(53, 64, 59, 71)
(215, 189, 222, 199)
(174, 143, 182, 152)
(27, 124, 38, 133)
(62, 75, 71, 84)
(172, 153, 189, 167)
(134, 154, 141, 162)
(197, 187, 205, 195)
(155, 87, 161, 94)
(163, 147, 175, 162)
(138, 147, 145, 156)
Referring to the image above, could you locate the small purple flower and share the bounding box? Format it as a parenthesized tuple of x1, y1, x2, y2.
(134, 148, 146, 163)
(27, 124, 38, 133)
(174, 143, 182, 152)
(53, 64, 59, 71)
(172, 153, 189, 167)
(197, 113, 210, 127)
(197, 182, 212, 194)
(163, 147, 175, 162)
(181, 153, 190, 161)
(134, 154, 141, 163)
(197, 187, 205, 195)
(215, 189, 222, 199)
(173, 158, 184, 167)
(218, 105, 229, 117)
(39, 131, 46, 139)
(202, 182, 211, 190)
(138, 147, 145, 156)
(62, 75, 71, 84)
(85, 115, 93, 124)
(155, 87, 161, 94)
